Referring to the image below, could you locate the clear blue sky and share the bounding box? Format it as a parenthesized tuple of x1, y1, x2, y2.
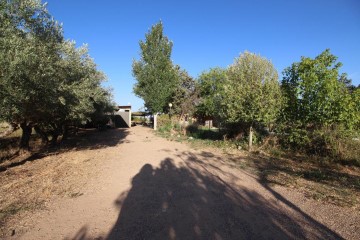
(46, 0, 360, 111)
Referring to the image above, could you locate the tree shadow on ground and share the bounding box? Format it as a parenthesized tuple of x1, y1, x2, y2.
(61, 128, 130, 151)
(0, 128, 129, 172)
(71, 154, 342, 240)
(187, 128, 223, 141)
(0, 136, 21, 164)
(244, 153, 360, 193)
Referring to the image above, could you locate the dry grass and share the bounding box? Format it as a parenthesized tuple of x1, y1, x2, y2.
(0, 122, 9, 132)
(0, 129, 122, 237)
(0, 126, 22, 163)
(0, 137, 19, 164)
(0, 149, 101, 237)
(0, 123, 39, 165)
(240, 151, 360, 208)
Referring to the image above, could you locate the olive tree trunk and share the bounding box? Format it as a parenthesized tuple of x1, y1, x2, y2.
(20, 121, 32, 150)
(34, 125, 49, 143)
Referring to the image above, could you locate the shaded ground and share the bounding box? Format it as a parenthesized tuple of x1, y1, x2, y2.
(1, 126, 359, 239)
(105, 158, 340, 240)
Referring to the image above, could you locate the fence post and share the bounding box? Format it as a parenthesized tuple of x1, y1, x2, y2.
(153, 113, 157, 130)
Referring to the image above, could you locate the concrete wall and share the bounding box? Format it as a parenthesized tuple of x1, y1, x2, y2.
(118, 111, 131, 128)
(112, 106, 132, 128)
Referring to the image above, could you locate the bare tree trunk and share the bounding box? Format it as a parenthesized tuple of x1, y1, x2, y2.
(34, 125, 49, 143)
(50, 133, 59, 146)
(248, 125, 253, 152)
(20, 121, 32, 151)
(61, 124, 69, 143)
(0, 122, 18, 138)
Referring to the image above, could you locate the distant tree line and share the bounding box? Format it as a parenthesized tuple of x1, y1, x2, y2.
(133, 21, 360, 159)
(0, 0, 114, 149)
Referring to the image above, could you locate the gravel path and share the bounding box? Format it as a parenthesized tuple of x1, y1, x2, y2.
(16, 126, 359, 239)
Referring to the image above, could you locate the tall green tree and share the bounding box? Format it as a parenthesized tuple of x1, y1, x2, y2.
(225, 51, 282, 149)
(132, 21, 178, 113)
(339, 87, 360, 130)
(281, 49, 352, 128)
(195, 67, 227, 123)
(170, 66, 198, 117)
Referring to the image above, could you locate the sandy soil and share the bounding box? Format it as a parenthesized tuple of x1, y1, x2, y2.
(3, 126, 360, 239)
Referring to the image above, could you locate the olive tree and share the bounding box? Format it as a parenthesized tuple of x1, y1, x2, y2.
(0, 0, 63, 149)
(34, 41, 111, 145)
(0, 0, 113, 148)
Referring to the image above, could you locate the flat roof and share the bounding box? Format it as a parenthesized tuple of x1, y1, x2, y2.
(116, 105, 131, 109)
(132, 111, 147, 116)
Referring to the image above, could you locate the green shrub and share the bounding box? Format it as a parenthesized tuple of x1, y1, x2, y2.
(186, 124, 199, 134)
(174, 122, 182, 132)
(280, 127, 310, 151)
(322, 127, 360, 165)
(280, 124, 360, 165)
(186, 124, 223, 140)
(157, 114, 171, 128)
(158, 123, 172, 133)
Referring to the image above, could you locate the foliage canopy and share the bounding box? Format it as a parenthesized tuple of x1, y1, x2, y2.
(281, 49, 357, 129)
(0, 0, 113, 148)
(224, 51, 282, 127)
(133, 21, 178, 113)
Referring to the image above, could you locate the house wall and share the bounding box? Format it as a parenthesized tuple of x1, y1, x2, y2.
(113, 106, 132, 128)
(118, 111, 131, 128)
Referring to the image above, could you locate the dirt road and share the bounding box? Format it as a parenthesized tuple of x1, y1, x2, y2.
(13, 126, 359, 239)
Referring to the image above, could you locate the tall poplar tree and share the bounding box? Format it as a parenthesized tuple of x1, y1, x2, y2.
(132, 21, 178, 113)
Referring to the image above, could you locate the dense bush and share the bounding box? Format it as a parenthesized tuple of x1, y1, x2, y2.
(280, 125, 360, 165)
(186, 124, 223, 140)
(157, 115, 172, 133)
(321, 127, 360, 165)
(279, 124, 310, 151)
